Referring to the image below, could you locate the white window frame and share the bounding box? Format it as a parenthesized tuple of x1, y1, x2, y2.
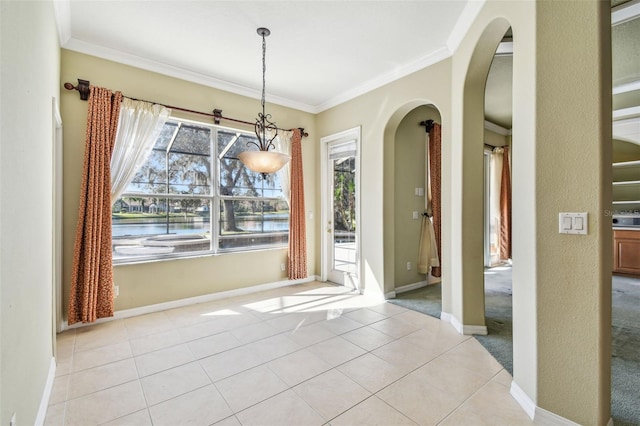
(112, 117, 289, 264)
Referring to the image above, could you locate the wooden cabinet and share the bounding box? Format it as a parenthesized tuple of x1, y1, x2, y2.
(612, 159, 640, 276)
(613, 230, 640, 276)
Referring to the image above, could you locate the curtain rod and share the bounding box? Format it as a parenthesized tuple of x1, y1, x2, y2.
(485, 143, 510, 150)
(63, 79, 308, 138)
(419, 119, 436, 133)
(417, 119, 504, 151)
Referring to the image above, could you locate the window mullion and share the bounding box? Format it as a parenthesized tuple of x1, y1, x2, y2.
(112, 117, 288, 264)
(212, 127, 220, 254)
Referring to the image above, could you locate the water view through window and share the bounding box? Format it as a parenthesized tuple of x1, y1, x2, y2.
(112, 119, 289, 261)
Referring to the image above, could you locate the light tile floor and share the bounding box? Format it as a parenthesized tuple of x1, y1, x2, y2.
(46, 281, 533, 426)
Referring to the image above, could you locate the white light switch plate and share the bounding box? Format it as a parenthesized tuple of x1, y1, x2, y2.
(559, 212, 588, 235)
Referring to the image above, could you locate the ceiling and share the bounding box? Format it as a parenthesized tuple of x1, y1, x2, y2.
(55, 0, 640, 144)
(55, 0, 477, 114)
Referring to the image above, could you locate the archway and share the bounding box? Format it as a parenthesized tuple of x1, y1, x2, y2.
(449, 17, 511, 335)
(384, 105, 444, 314)
(478, 27, 515, 375)
(382, 102, 448, 315)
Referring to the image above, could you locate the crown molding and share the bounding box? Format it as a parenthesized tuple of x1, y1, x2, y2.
(613, 79, 640, 95)
(495, 41, 513, 56)
(446, 0, 486, 53)
(314, 46, 451, 113)
(613, 109, 640, 146)
(612, 0, 640, 26)
(613, 106, 640, 120)
(61, 36, 451, 115)
(52, 0, 71, 46)
(62, 38, 316, 114)
(484, 120, 512, 135)
(53, 0, 485, 114)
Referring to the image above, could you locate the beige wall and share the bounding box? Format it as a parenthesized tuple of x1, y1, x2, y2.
(60, 50, 318, 313)
(393, 105, 441, 288)
(317, 0, 612, 423)
(531, 2, 611, 422)
(317, 58, 453, 300)
(0, 1, 610, 423)
(453, 1, 611, 423)
(484, 127, 508, 147)
(0, 1, 60, 424)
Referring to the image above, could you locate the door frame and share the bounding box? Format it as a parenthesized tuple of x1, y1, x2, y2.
(483, 149, 491, 267)
(52, 98, 63, 339)
(320, 126, 361, 291)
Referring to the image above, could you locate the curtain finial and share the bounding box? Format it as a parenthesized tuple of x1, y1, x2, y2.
(419, 119, 434, 133)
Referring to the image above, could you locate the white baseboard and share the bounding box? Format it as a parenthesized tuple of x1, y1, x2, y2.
(394, 280, 428, 294)
(510, 381, 536, 419)
(384, 291, 396, 299)
(448, 314, 464, 334)
(463, 324, 488, 335)
(511, 380, 610, 425)
(441, 312, 487, 335)
(535, 406, 581, 425)
(35, 357, 56, 426)
(62, 275, 319, 331)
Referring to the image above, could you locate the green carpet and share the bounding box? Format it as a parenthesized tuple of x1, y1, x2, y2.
(611, 275, 640, 425)
(388, 268, 640, 425)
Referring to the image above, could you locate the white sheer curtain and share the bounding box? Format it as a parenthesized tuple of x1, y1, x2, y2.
(417, 128, 440, 274)
(275, 129, 293, 203)
(489, 148, 504, 263)
(111, 98, 170, 203)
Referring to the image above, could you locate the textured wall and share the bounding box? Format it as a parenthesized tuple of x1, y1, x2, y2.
(0, 1, 60, 424)
(317, 0, 612, 423)
(393, 105, 441, 288)
(60, 50, 318, 313)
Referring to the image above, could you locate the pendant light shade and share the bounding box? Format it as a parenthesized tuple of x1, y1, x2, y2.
(238, 150, 290, 175)
(238, 27, 290, 175)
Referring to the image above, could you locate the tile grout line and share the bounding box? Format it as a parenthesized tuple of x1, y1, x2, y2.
(433, 371, 502, 425)
(54, 283, 510, 426)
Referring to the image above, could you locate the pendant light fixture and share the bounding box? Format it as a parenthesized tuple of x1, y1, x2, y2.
(238, 27, 290, 176)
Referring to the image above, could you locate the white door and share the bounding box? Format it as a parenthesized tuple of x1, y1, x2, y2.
(321, 128, 360, 290)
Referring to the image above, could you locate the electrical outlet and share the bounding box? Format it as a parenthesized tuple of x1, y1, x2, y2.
(114, 285, 119, 297)
(280, 263, 286, 272)
(406, 262, 411, 271)
(10, 412, 16, 426)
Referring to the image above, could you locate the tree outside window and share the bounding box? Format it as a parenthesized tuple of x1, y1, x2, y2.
(112, 119, 289, 262)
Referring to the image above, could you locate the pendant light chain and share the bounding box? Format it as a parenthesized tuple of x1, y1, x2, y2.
(261, 31, 266, 117)
(238, 28, 288, 177)
(252, 28, 278, 152)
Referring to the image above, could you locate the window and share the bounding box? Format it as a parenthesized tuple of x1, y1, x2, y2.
(112, 118, 289, 262)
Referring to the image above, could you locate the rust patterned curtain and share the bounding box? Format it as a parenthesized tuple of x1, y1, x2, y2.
(499, 146, 512, 260)
(68, 86, 122, 325)
(429, 123, 442, 278)
(288, 128, 307, 279)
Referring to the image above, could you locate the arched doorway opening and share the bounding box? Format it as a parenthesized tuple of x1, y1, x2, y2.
(477, 27, 515, 375)
(383, 103, 445, 316)
(451, 17, 512, 335)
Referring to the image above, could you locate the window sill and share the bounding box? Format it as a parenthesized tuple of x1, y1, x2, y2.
(112, 244, 288, 267)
